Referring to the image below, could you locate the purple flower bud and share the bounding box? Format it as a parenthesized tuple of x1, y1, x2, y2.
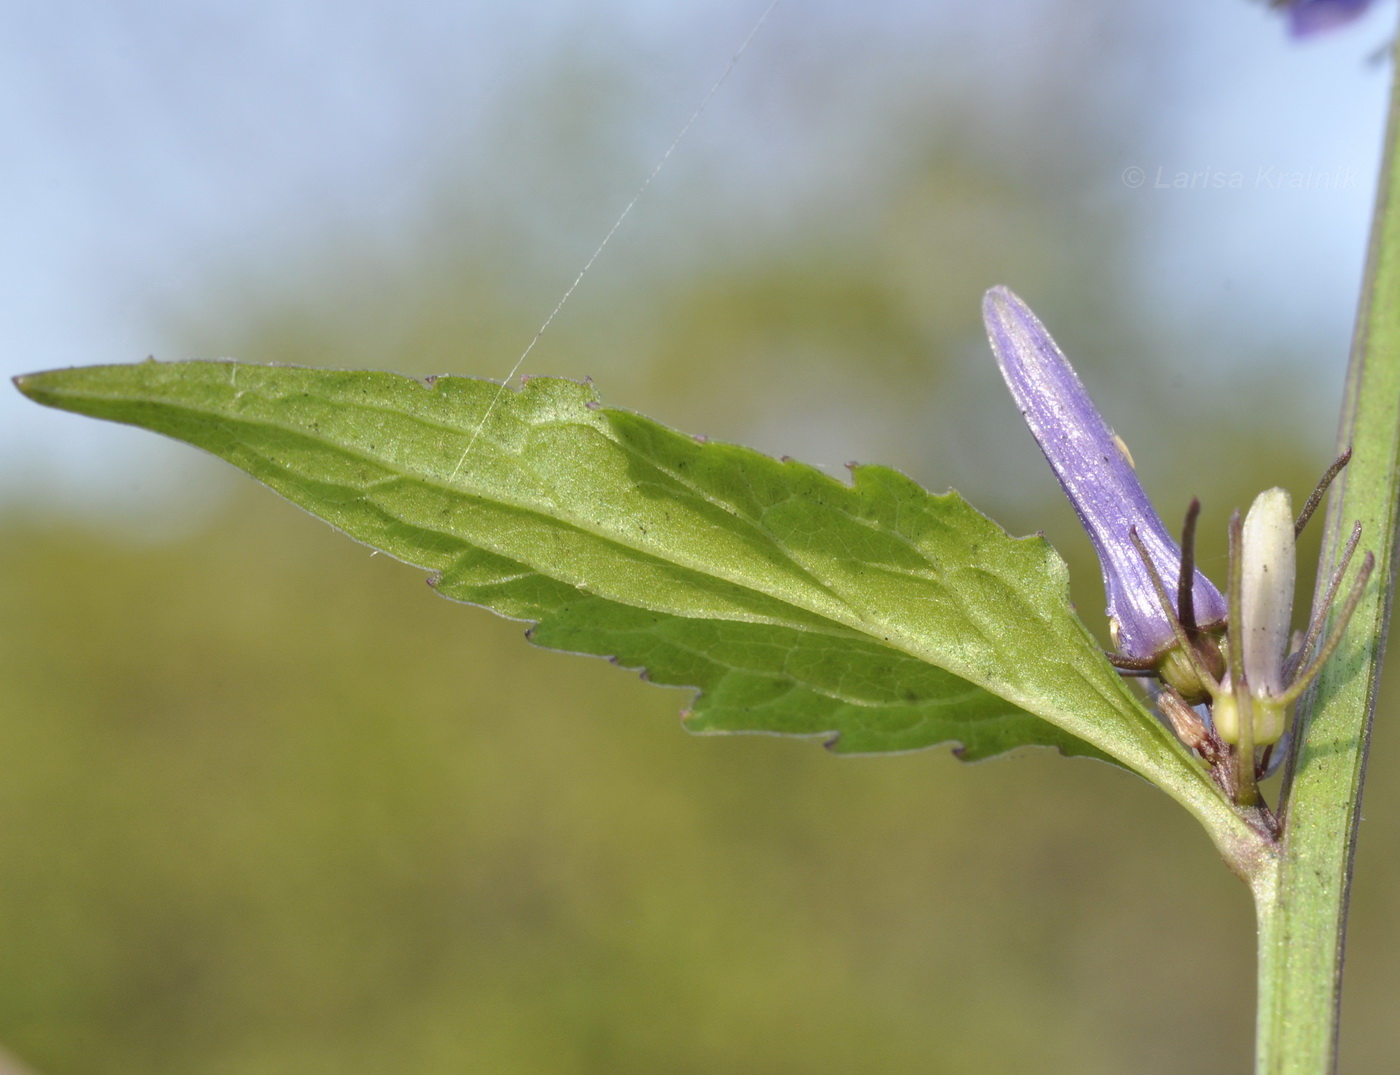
(1280, 0, 1375, 37)
(982, 286, 1227, 660)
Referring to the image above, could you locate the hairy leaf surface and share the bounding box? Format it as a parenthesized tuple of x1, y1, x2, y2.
(15, 361, 1233, 802)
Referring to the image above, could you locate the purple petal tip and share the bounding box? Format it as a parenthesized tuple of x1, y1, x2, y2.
(1284, 0, 1375, 37)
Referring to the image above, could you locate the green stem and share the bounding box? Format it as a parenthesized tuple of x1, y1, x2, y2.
(1254, 33, 1400, 1075)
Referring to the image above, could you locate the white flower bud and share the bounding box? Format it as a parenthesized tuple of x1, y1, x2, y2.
(1239, 487, 1295, 698)
(1216, 488, 1295, 747)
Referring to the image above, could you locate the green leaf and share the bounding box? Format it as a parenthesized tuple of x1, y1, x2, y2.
(14, 360, 1252, 842)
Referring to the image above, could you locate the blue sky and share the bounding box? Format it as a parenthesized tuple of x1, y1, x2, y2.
(4, 0, 1393, 525)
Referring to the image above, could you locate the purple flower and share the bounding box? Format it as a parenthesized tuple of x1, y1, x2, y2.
(982, 286, 1228, 661)
(1279, 0, 1376, 37)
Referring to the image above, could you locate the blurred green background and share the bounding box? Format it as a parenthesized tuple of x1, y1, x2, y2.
(6, 3, 1400, 1073)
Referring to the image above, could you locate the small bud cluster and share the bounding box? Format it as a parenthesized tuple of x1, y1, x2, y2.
(983, 287, 1373, 806)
